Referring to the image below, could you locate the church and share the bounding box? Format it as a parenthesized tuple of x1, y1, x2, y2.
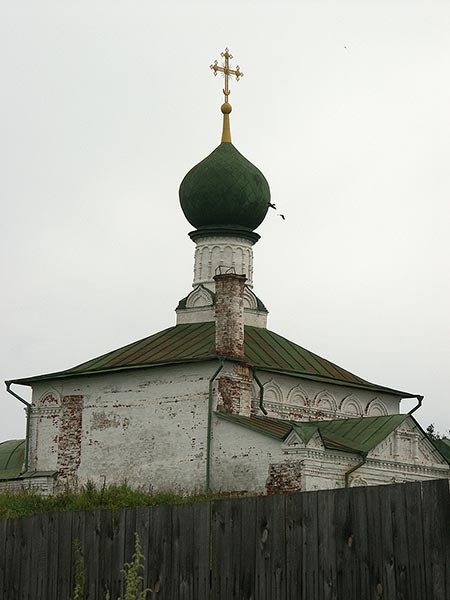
(1, 49, 449, 496)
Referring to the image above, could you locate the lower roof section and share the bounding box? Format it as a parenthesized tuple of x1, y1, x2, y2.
(9, 322, 414, 398)
(215, 412, 449, 464)
(0, 440, 25, 481)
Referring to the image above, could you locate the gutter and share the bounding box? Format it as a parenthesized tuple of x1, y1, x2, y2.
(5, 381, 32, 472)
(344, 453, 367, 488)
(408, 394, 424, 416)
(206, 359, 224, 492)
(251, 368, 268, 415)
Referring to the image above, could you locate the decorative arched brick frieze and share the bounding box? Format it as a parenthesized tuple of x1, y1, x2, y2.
(339, 393, 364, 416)
(287, 385, 309, 407)
(37, 390, 60, 407)
(365, 397, 388, 416)
(263, 381, 283, 405)
(313, 390, 337, 412)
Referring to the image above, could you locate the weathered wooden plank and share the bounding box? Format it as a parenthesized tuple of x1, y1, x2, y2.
(10, 517, 21, 600)
(302, 489, 320, 599)
(83, 510, 101, 600)
(191, 500, 210, 599)
(148, 504, 173, 599)
(109, 508, 126, 600)
(0, 517, 7, 598)
(333, 487, 356, 600)
(285, 491, 304, 600)
(211, 496, 257, 599)
(403, 481, 427, 600)
(169, 501, 210, 600)
(97, 509, 113, 599)
(390, 483, 411, 599)
(55, 511, 74, 600)
(45, 512, 59, 600)
(36, 513, 50, 600)
(135, 507, 152, 595)
(316, 487, 337, 600)
(349, 486, 370, 599)
(422, 479, 450, 600)
(255, 493, 285, 600)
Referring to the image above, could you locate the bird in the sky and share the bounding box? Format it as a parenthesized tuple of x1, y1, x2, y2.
(268, 202, 277, 210)
(279, 214, 285, 221)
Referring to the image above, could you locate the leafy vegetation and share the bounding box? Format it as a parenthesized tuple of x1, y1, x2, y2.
(71, 533, 150, 600)
(0, 481, 233, 520)
(71, 539, 86, 600)
(426, 423, 450, 441)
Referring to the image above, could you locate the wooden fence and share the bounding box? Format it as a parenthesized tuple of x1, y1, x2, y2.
(0, 479, 449, 599)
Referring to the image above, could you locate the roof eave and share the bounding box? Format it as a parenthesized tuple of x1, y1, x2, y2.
(248, 365, 415, 399)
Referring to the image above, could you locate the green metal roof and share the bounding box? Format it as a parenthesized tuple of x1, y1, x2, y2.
(214, 413, 409, 455)
(434, 438, 450, 461)
(9, 323, 414, 397)
(0, 440, 25, 481)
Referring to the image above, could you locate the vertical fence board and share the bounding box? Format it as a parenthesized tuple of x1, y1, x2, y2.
(211, 495, 257, 599)
(422, 479, 450, 600)
(56, 511, 73, 600)
(149, 504, 173, 599)
(285, 489, 304, 600)
(334, 488, 355, 600)
(403, 482, 426, 600)
(190, 501, 210, 599)
(255, 493, 285, 600)
(135, 507, 152, 594)
(390, 484, 410, 599)
(317, 488, 337, 600)
(0, 517, 6, 598)
(109, 508, 126, 599)
(168, 502, 210, 600)
(349, 487, 370, 599)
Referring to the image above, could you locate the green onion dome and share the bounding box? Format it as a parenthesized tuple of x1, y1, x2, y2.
(179, 142, 270, 234)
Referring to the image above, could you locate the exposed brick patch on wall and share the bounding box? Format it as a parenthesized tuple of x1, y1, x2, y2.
(214, 273, 246, 360)
(216, 364, 253, 416)
(266, 461, 302, 495)
(56, 395, 83, 485)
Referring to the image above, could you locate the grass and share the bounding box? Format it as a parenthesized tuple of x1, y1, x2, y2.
(0, 481, 236, 520)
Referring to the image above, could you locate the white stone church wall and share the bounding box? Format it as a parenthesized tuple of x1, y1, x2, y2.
(30, 362, 226, 492)
(252, 372, 402, 421)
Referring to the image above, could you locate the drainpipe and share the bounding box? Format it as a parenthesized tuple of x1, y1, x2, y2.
(5, 382, 32, 472)
(206, 359, 224, 492)
(344, 453, 367, 488)
(251, 368, 268, 416)
(408, 394, 424, 416)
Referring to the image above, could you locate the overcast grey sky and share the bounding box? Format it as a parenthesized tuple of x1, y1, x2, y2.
(1, 0, 449, 441)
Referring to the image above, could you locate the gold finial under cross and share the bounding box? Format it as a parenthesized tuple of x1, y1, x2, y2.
(210, 48, 243, 143)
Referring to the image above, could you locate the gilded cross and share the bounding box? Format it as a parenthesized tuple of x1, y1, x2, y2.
(210, 48, 243, 104)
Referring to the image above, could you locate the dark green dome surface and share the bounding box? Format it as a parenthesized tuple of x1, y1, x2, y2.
(179, 142, 270, 231)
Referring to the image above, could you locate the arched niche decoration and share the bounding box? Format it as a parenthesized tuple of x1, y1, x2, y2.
(313, 390, 337, 412)
(339, 393, 364, 416)
(366, 398, 388, 417)
(287, 385, 309, 407)
(37, 390, 60, 407)
(263, 381, 283, 405)
(185, 285, 214, 308)
(234, 247, 244, 274)
(351, 477, 368, 487)
(243, 287, 258, 310)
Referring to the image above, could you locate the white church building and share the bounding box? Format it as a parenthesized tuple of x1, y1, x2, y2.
(1, 50, 449, 495)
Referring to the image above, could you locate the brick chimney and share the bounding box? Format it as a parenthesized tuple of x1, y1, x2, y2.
(213, 270, 252, 415)
(213, 271, 246, 359)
